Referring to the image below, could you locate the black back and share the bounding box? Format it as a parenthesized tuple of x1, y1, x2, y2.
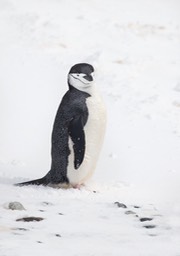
(45, 87, 90, 184)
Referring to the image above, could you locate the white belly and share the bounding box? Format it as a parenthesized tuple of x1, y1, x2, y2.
(67, 90, 106, 186)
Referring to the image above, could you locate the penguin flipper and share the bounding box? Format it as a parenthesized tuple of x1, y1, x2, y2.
(68, 115, 85, 169)
(15, 176, 48, 186)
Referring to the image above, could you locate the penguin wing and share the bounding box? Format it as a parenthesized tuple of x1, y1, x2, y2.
(68, 115, 85, 169)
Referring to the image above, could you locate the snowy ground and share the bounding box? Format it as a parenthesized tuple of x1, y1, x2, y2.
(0, 0, 180, 255)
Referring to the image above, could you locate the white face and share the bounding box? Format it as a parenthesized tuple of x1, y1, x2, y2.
(68, 73, 94, 92)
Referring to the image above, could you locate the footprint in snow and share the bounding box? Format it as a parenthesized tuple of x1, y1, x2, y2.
(16, 217, 44, 222)
(114, 201, 163, 235)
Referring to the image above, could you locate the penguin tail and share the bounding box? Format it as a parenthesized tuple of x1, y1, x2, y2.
(15, 176, 47, 186)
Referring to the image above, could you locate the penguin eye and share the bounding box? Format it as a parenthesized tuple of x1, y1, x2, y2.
(77, 74, 80, 77)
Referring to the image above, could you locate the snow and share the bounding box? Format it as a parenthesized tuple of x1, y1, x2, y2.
(0, 0, 180, 255)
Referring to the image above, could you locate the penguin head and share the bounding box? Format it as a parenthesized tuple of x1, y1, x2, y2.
(68, 63, 94, 92)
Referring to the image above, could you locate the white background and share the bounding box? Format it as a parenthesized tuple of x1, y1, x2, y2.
(0, 0, 180, 255)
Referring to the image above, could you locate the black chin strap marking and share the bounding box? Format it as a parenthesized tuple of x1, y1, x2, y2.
(71, 74, 90, 85)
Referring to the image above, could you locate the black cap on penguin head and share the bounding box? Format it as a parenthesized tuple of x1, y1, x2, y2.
(69, 63, 94, 75)
(68, 63, 95, 91)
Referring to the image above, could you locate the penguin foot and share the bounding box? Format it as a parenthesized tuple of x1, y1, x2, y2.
(48, 182, 72, 189)
(72, 184, 82, 189)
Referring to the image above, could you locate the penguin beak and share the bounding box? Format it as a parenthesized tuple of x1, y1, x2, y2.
(83, 74, 93, 82)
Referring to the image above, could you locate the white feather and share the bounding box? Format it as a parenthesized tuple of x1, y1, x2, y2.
(67, 86, 106, 186)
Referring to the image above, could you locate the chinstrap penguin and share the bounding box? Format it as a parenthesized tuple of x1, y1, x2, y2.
(16, 63, 106, 188)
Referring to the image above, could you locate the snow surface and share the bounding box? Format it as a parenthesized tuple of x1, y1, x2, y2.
(0, 0, 180, 255)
